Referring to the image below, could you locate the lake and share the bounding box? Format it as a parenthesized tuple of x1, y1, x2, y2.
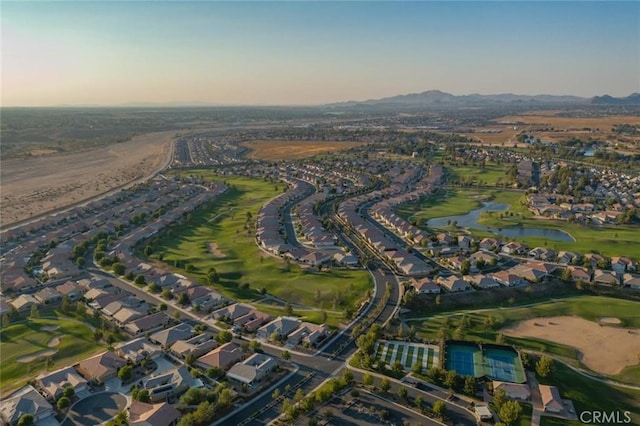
(426, 202, 575, 242)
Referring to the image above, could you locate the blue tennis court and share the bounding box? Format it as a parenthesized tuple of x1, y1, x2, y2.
(445, 344, 482, 377)
(484, 348, 526, 383)
(448, 351, 475, 376)
(487, 354, 516, 382)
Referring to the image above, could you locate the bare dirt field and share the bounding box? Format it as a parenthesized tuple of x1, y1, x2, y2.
(243, 140, 365, 160)
(1, 130, 175, 228)
(497, 113, 640, 132)
(461, 112, 640, 147)
(502, 316, 640, 375)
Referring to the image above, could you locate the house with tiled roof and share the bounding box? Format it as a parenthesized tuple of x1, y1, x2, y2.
(0, 385, 56, 425)
(256, 316, 301, 341)
(128, 401, 181, 426)
(124, 312, 171, 335)
(539, 385, 564, 413)
(149, 323, 193, 348)
(593, 269, 619, 286)
(226, 353, 278, 390)
(36, 366, 88, 400)
(195, 342, 243, 371)
(170, 333, 217, 359)
(143, 365, 194, 403)
(408, 277, 440, 294)
(76, 351, 126, 383)
(115, 337, 162, 364)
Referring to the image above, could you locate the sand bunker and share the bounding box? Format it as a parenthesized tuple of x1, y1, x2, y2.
(502, 316, 640, 375)
(599, 317, 622, 325)
(207, 242, 226, 258)
(48, 336, 62, 347)
(17, 349, 58, 363)
(41, 325, 60, 331)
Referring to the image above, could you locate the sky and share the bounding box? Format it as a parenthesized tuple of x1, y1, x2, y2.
(2, 1, 639, 106)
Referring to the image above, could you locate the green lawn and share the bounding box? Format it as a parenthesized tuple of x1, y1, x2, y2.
(252, 302, 344, 329)
(447, 162, 508, 186)
(397, 185, 640, 259)
(409, 295, 640, 379)
(0, 311, 103, 396)
(152, 173, 371, 323)
(395, 188, 494, 224)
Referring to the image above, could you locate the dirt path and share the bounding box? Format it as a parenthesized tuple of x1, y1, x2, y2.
(502, 315, 640, 375)
(1, 130, 175, 228)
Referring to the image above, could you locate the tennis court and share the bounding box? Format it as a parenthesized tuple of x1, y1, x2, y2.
(445, 343, 483, 378)
(484, 347, 526, 383)
(372, 340, 440, 374)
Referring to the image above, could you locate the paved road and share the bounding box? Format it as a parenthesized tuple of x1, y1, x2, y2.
(349, 370, 477, 426)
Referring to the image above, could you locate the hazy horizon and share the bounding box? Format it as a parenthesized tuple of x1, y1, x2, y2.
(3, 1, 639, 107)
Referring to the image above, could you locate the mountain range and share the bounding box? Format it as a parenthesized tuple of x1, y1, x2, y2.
(329, 90, 640, 108)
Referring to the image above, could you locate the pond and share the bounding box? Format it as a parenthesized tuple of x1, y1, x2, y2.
(426, 202, 575, 242)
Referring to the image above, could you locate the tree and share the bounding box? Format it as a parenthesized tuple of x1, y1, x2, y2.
(433, 400, 446, 418)
(398, 386, 408, 400)
(272, 389, 281, 400)
(29, 305, 39, 319)
(363, 372, 374, 386)
(17, 414, 34, 426)
(177, 293, 190, 306)
(161, 289, 173, 300)
(207, 269, 219, 284)
(464, 376, 476, 396)
(62, 385, 75, 399)
(2, 313, 10, 328)
(112, 263, 126, 276)
(61, 296, 72, 313)
(118, 364, 133, 382)
(380, 377, 391, 392)
(294, 388, 305, 403)
(460, 260, 471, 275)
(498, 400, 523, 426)
(536, 356, 553, 378)
(281, 350, 291, 361)
(216, 330, 233, 344)
(132, 387, 150, 402)
(492, 388, 508, 410)
(57, 396, 71, 410)
(106, 411, 128, 426)
(412, 362, 422, 375)
(392, 361, 404, 376)
(250, 339, 261, 351)
(93, 329, 104, 342)
(285, 302, 293, 316)
(134, 275, 146, 285)
(444, 370, 458, 390)
(414, 395, 423, 411)
(342, 368, 354, 385)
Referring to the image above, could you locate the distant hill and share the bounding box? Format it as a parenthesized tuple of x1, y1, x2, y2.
(329, 90, 590, 108)
(591, 93, 640, 105)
